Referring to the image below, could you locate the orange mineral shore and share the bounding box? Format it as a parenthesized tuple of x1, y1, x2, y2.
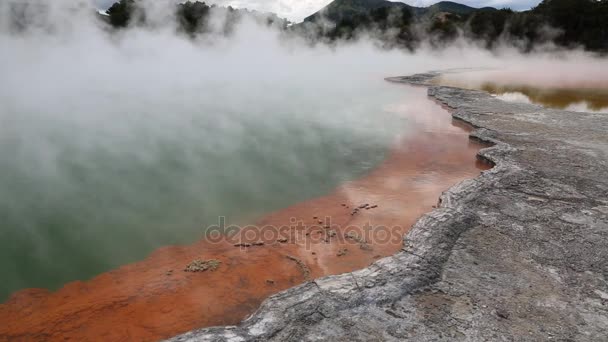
(0, 86, 492, 342)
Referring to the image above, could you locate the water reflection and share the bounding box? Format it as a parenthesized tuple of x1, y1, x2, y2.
(481, 83, 608, 113)
(434, 73, 608, 113)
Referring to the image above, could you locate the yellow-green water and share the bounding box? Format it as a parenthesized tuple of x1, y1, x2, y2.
(480, 83, 608, 112)
(434, 74, 608, 113)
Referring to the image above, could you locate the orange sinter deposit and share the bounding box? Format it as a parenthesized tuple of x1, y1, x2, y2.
(0, 86, 492, 341)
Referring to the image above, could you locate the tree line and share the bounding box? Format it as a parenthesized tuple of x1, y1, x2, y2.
(102, 0, 288, 35)
(97, 0, 608, 52)
(296, 0, 608, 52)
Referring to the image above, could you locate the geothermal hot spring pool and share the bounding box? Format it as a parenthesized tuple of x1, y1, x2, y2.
(0, 81, 408, 300)
(3, 63, 607, 340)
(0, 76, 489, 340)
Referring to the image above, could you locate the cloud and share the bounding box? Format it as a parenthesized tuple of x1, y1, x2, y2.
(93, 0, 118, 9)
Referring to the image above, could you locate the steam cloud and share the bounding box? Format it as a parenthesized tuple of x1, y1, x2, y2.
(0, 0, 606, 298)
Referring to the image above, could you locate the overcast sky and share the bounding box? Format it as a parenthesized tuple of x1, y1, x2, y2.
(93, 0, 542, 23)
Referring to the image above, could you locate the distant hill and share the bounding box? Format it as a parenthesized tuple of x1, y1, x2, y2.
(303, 0, 489, 23)
(298, 0, 607, 52)
(303, 0, 416, 22)
(426, 1, 487, 16)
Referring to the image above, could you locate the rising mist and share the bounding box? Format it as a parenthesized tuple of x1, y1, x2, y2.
(0, 0, 606, 299)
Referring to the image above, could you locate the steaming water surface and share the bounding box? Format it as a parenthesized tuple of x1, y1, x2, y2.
(0, 10, 423, 301)
(5, 1, 608, 306)
(0, 77, 408, 300)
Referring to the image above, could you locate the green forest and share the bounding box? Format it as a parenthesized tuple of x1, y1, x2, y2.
(18, 0, 606, 52)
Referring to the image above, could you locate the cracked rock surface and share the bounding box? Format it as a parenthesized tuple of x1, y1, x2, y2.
(168, 72, 608, 341)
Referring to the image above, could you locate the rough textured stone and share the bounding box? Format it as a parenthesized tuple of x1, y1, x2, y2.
(168, 72, 608, 341)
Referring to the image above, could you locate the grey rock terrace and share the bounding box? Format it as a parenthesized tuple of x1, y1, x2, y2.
(168, 72, 608, 341)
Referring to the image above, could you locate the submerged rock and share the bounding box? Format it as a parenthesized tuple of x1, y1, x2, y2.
(359, 243, 372, 251)
(183, 259, 221, 273)
(285, 255, 311, 281)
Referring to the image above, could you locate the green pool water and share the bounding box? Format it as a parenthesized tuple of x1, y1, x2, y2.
(0, 80, 407, 301)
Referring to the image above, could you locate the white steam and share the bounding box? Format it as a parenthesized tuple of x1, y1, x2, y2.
(0, 0, 607, 297)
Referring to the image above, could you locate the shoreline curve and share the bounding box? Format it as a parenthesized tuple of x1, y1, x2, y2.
(169, 71, 608, 341)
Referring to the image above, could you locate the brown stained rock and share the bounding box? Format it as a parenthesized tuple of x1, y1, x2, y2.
(184, 259, 221, 273)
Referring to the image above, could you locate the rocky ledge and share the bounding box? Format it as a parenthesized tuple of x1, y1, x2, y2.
(169, 72, 608, 341)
